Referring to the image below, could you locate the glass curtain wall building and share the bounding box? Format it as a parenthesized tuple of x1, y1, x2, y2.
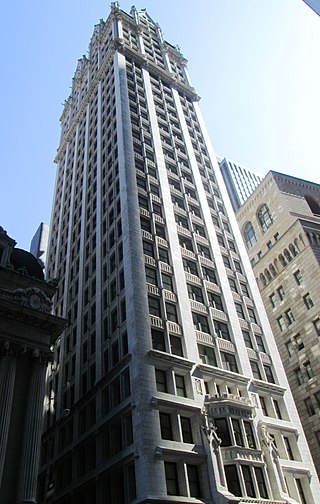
(40, 4, 320, 504)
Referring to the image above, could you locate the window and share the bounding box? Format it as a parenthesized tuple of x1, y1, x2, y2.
(244, 222, 257, 248)
(244, 421, 256, 448)
(222, 255, 231, 269)
(304, 361, 314, 379)
(202, 266, 217, 283)
(235, 303, 245, 319)
(155, 369, 167, 392)
(264, 365, 275, 383)
(283, 436, 294, 460)
(277, 316, 286, 332)
(165, 462, 179, 496)
(166, 303, 178, 323)
(193, 313, 209, 333)
(234, 260, 242, 274)
(286, 340, 294, 357)
(293, 333, 304, 350)
(255, 335, 266, 353)
(214, 321, 230, 341)
(225, 465, 241, 497)
(181, 417, 193, 443)
(149, 297, 161, 317)
(251, 360, 262, 379)
(208, 292, 223, 311)
(162, 273, 173, 291)
(175, 374, 187, 397)
(187, 284, 204, 303)
(255, 467, 268, 499)
(228, 277, 238, 293)
(247, 307, 257, 324)
(159, 412, 173, 440)
(242, 465, 256, 497)
(145, 266, 157, 285)
(313, 318, 320, 336)
(243, 330, 253, 348)
(143, 240, 154, 257)
(295, 368, 304, 385)
(232, 418, 244, 446)
(183, 258, 198, 276)
(240, 283, 250, 297)
(187, 465, 201, 498)
(258, 204, 273, 232)
(214, 417, 231, 446)
(294, 270, 303, 285)
(285, 309, 295, 325)
(170, 335, 183, 357)
(273, 399, 282, 419)
(152, 329, 165, 351)
(303, 293, 314, 310)
(295, 478, 307, 504)
(198, 344, 216, 366)
(221, 352, 238, 373)
(305, 397, 315, 416)
(269, 293, 276, 308)
(259, 396, 268, 416)
(267, 240, 273, 249)
(277, 285, 285, 300)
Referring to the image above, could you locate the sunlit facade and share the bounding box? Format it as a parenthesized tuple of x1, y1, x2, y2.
(39, 4, 320, 503)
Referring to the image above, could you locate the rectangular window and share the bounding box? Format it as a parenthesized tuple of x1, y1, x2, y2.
(221, 352, 238, 373)
(240, 282, 250, 297)
(277, 316, 286, 332)
(166, 302, 178, 323)
(303, 293, 314, 310)
(232, 418, 244, 446)
(148, 297, 161, 317)
(273, 399, 282, 419)
(242, 330, 253, 348)
(214, 417, 231, 446)
(285, 309, 295, 325)
(193, 313, 209, 333)
(305, 397, 315, 416)
(247, 307, 257, 324)
(208, 292, 223, 310)
(269, 293, 276, 308)
(250, 361, 262, 380)
(295, 368, 304, 385)
(277, 286, 285, 300)
(286, 340, 294, 356)
(259, 396, 268, 416)
(225, 465, 241, 497)
(170, 335, 183, 357)
(235, 302, 245, 319)
(155, 369, 167, 392)
(255, 335, 266, 353)
(181, 417, 193, 443)
(145, 266, 157, 285)
(254, 467, 268, 499)
(198, 344, 216, 366)
(305, 361, 314, 379)
(283, 436, 294, 460)
(294, 270, 303, 285)
(175, 374, 187, 397)
(165, 462, 179, 496)
(203, 266, 217, 283)
(244, 421, 256, 448)
(242, 465, 256, 498)
(264, 365, 275, 383)
(313, 318, 320, 336)
(214, 320, 231, 341)
(152, 329, 165, 352)
(159, 412, 173, 440)
(187, 283, 204, 303)
(228, 277, 238, 293)
(294, 333, 304, 350)
(295, 479, 307, 504)
(187, 465, 201, 498)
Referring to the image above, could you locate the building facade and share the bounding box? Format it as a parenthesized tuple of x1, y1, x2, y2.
(41, 4, 320, 504)
(0, 227, 65, 503)
(30, 222, 50, 270)
(218, 157, 263, 212)
(237, 170, 320, 478)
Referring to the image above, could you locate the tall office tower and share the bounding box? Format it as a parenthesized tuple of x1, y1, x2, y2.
(30, 222, 50, 270)
(237, 171, 320, 478)
(40, 4, 320, 504)
(218, 157, 263, 212)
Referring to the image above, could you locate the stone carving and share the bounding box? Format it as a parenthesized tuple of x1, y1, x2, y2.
(0, 287, 52, 313)
(0, 340, 52, 363)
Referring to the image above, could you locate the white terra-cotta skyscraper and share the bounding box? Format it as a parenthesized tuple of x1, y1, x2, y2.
(40, 4, 320, 504)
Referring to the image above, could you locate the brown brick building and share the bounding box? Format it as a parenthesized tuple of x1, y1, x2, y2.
(237, 171, 320, 477)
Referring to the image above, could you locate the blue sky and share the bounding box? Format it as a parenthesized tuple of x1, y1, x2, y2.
(1, 0, 319, 250)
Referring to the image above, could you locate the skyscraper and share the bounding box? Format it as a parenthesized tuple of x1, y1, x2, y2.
(218, 157, 263, 212)
(40, 4, 320, 503)
(236, 170, 320, 478)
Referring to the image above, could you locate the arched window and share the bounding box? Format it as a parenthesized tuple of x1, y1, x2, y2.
(244, 222, 257, 248)
(305, 195, 320, 216)
(289, 243, 298, 257)
(260, 273, 266, 287)
(279, 254, 286, 267)
(284, 249, 292, 262)
(258, 204, 273, 232)
(264, 268, 272, 282)
(269, 264, 277, 277)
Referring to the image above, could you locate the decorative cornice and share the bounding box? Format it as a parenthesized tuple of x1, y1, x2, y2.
(0, 339, 52, 363)
(0, 287, 52, 313)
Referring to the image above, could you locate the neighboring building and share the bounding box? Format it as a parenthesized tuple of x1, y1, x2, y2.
(237, 170, 320, 478)
(0, 226, 65, 503)
(30, 222, 50, 270)
(41, 4, 320, 504)
(303, 0, 320, 16)
(218, 156, 263, 212)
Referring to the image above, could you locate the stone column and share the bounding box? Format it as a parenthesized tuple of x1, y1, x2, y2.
(16, 354, 47, 504)
(0, 347, 17, 484)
